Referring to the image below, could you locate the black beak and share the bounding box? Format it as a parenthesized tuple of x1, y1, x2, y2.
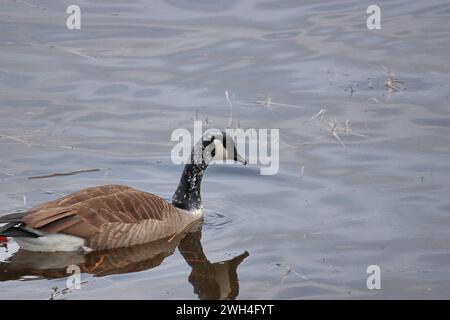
(235, 153, 247, 165)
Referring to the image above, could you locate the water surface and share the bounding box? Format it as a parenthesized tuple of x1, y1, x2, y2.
(1, 0, 450, 299)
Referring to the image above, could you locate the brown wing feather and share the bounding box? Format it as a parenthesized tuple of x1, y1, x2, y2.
(18, 184, 193, 249)
(38, 215, 84, 234)
(24, 208, 74, 228)
(28, 185, 133, 213)
(21, 185, 131, 228)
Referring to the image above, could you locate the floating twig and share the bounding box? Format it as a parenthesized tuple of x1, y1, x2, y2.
(49, 45, 98, 62)
(48, 280, 89, 300)
(384, 70, 403, 93)
(13, 0, 46, 10)
(256, 96, 272, 110)
(281, 265, 309, 282)
(366, 97, 379, 104)
(28, 169, 100, 180)
(328, 120, 345, 148)
(167, 220, 200, 243)
(31, 43, 98, 62)
(343, 120, 367, 137)
(0, 134, 32, 146)
(309, 109, 326, 123)
(225, 91, 233, 128)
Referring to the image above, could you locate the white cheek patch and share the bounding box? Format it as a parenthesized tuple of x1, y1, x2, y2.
(213, 139, 228, 161)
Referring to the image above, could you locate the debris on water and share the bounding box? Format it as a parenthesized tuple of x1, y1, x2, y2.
(345, 85, 355, 97)
(49, 286, 59, 300)
(328, 120, 345, 148)
(242, 95, 305, 111)
(383, 68, 403, 93)
(281, 265, 309, 282)
(167, 220, 200, 243)
(13, 0, 46, 11)
(48, 44, 98, 62)
(270, 263, 308, 282)
(303, 232, 322, 239)
(256, 97, 305, 110)
(344, 120, 367, 137)
(367, 97, 380, 104)
(28, 168, 100, 179)
(310, 108, 326, 123)
(256, 96, 272, 110)
(58, 145, 75, 150)
(225, 90, 234, 128)
(48, 280, 89, 300)
(0, 134, 32, 146)
(308, 109, 368, 148)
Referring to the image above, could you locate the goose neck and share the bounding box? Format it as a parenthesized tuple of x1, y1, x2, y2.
(172, 163, 207, 211)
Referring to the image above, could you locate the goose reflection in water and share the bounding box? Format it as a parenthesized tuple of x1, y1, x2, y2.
(0, 224, 249, 300)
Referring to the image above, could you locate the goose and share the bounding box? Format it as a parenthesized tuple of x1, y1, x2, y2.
(0, 131, 247, 252)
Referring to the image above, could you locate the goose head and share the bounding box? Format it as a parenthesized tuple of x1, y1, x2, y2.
(173, 131, 247, 212)
(195, 131, 247, 166)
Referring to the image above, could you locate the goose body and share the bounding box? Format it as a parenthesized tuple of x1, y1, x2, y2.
(0, 132, 246, 252)
(1, 185, 201, 252)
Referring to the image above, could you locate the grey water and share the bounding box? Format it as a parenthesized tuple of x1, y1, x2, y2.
(0, 0, 450, 299)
